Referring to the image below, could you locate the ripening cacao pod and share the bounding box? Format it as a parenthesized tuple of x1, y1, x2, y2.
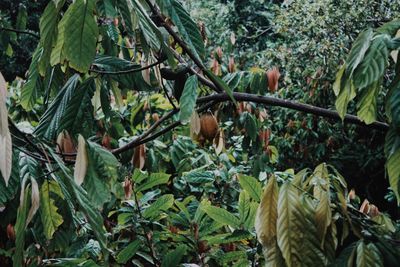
(7, 224, 15, 241)
(152, 113, 160, 122)
(266, 67, 280, 92)
(200, 113, 219, 141)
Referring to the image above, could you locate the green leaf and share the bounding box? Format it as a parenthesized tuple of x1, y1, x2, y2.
(255, 176, 278, 246)
(50, 5, 71, 66)
(353, 35, 389, 89)
(276, 182, 303, 267)
(164, 0, 206, 60)
(84, 141, 120, 208)
(333, 64, 346, 96)
(0, 151, 20, 206)
(64, 0, 99, 72)
(143, 194, 174, 219)
(205, 69, 237, 104)
(161, 245, 186, 267)
(40, 181, 64, 239)
(356, 241, 383, 267)
(357, 82, 379, 124)
(21, 48, 43, 111)
(184, 170, 214, 184)
(315, 189, 331, 246)
(136, 173, 170, 193)
(179, 75, 198, 124)
(238, 174, 262, 202)
(263, 241, 287, 267)
(38, 1, 63, 75)
(201, 204, 241, 228)
(131, 0, 162, 51)
(345, 29, 374, 76)
(116, 240, 141, 264)
(385, 128, 400, 204)
(243, 112, 257, 141)
(238, 190, 250, 224)
(34, 74, 80, 139)
(59, 78, 96, 135)
(13, 182, 30, 267)
(335, 79, 356, 120)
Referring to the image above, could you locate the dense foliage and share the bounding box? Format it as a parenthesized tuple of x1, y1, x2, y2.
(0, 0, 399, 266)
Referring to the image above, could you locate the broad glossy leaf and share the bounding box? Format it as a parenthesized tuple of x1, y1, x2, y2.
(353, 35, 389, 89)
(385, 128, 400, 204)
(40, 181, 64, 239)
(315, 189, 332, 246)
(64, 0, 99, 72)
(277, 182, 303, 267)
(179, 75, 198, 124)
(346, 29, 374, 76)
(21, 48, 43, 111)
(136, 173, 170, 192)
(357, 82, 379, 124)
(116, 240, 141, 264)
(34, 74, 80, 140)
(335, 79, 356, 120)
(201, 204, 241, 228)
(238, 174, 262, 202)
(143, 194, 174, 219)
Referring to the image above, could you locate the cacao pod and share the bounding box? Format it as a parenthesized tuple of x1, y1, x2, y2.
(200, 113, 219, 141)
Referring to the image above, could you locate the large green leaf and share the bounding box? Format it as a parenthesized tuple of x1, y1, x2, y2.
(315, 189, 332, 246)
(276, 182, 303, 267)
(385, 128, 400, 204)
(179, 75, 198, 124)
(356, 82, 379, 124)
(38, 0, 63, 75)
(163, 0, 206, 60)
(353, 35, 389, 89)
(345, 29, 374, 76)
(255, 176, 278, 246)
(335, 79, 356, 120)
(0, 151, 20, 206)
(356, 241, 383, 267)
(136, 173, 170, 193)
(201, 204, 241, 228)
(64, 0, 99, 72)
(34, 74, 80, 139)
(50, 5, 71, 66)
(13, 182, 30, 267)
(116, 240, 141, 264)
(161, 245, 186, 267)
(205, 69, 237, 103)
(238, 174, 262, 202)
(143, 194, 174, 219)
(40, 181, 64, 240)
(21, 48, 43, 111)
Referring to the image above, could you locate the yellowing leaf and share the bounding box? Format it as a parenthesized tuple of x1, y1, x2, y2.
(40, 181, 64, 239)
(255, 176, 278, 246)
(0, 72, 12, 186)
(74, 135, 87, 186)
(315, 189, 332, 247)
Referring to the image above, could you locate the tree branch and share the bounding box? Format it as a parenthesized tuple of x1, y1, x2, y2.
(90, 60, 162, 75)
(144, 0, 223, 93)
(0, 27, 40, 39)
(197, 92, 389, 131)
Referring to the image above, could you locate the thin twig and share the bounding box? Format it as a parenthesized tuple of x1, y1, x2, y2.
(0, 27, 40, 39)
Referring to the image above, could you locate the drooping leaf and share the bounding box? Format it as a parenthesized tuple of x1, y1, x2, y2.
(21, 48, 43, 111)
(74, 135, 88, 186)
(353, 35, 389, 89)
(335, 79, 356, 120)
(40, 181, 64, 239)
(13, 181, 30, 267)
(357, 82, 379, 124)
(179, 75, 198, 124)
(0, 72, 12, 186)
(255, 176, 278, 246)
(385, 128, 400, 204)
(38, 0, 63, 75)
(276, 182, 303, 267)
(315, 189, 332, 246)
(163, 0, 206, 60)
(64, 0, 99, 72)
(345, 29, 374, 76)
(238, 190, 250, 224)
(238, 174, 262, 202)
(205, 69, 237, 104)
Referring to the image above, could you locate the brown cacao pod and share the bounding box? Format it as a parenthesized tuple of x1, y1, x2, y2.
(200, 114, 219, 141)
